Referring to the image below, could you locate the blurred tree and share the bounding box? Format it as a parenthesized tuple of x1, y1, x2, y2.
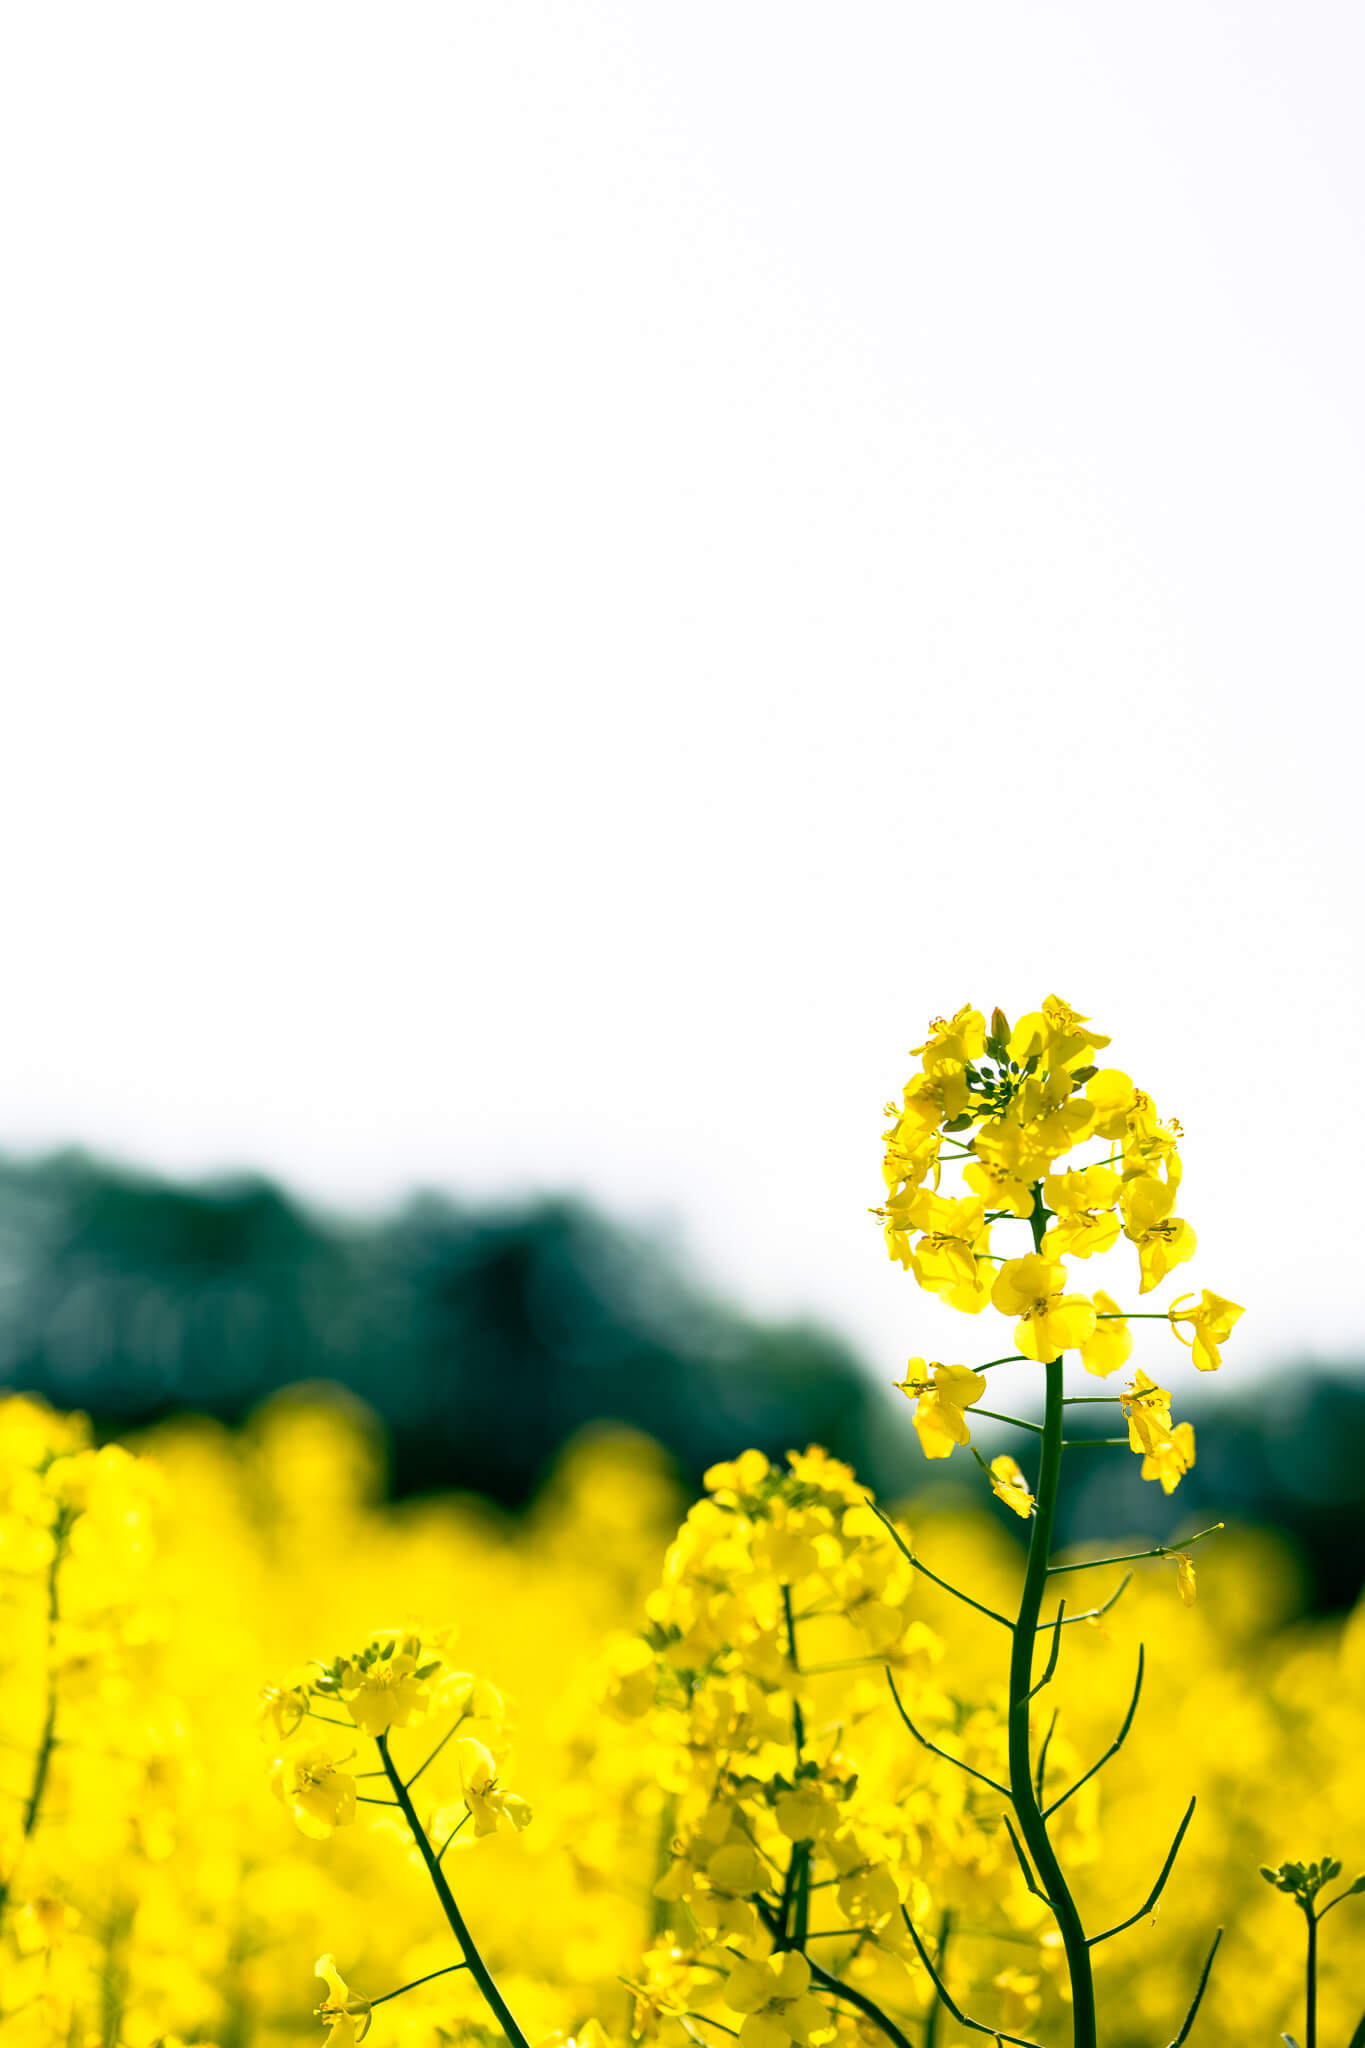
(0, 1150, 1359, 1610)
(0, 1151, 894, 1501)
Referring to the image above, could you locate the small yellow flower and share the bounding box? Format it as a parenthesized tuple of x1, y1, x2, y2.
(1173, 1553, 1197, 1606)
(1121, 1370, 1173, 1456)
(1168, 1289, 1244, 1372)
(1141, 1421, 1196, 1494)
(315, 1955, 372, 2047)
(14, 1895, 79, 1953)
(1121, 1176, 1196, 1294)
(991, 1256, 1096, 1363)
(988, 1455, 1035, 1520)
(270, 1747, 357, 1840)
(894, 1360, 987, 1460)
(1085, 1067, 1138, 1137)
(725, 1950, 828, 2048)
(912, 1004, 987, 1071)
(1008, 994, 1109, 1070)
(1079, 1291, 1132, 1378)
(339, 1631, 434, 1737)
(453, 1736, 532, 1836)
(257, 1678, 310, 1743)
(1042, 1166, 1122, 1260)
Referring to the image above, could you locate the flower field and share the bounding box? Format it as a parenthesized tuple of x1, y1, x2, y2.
(0, 1391, 1360, 2048)
(2, 998, 1363, 2048)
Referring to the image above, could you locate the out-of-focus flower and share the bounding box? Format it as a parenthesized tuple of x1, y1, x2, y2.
(270, 1747, 357, 1839)
(315, 1955, 372, 2047)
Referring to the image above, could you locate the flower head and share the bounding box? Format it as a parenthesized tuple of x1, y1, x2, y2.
(894, 1361, 987, 1460)
(1121, 1176, 1196, 1294)
(1168, 1290, 1244, 1372)
(270, 1746, 357, 1840)
(988, 1455, 1035, 1520)
(1120, 1370, 1173, 1457)
(315, 1956, 371, 2048)
(453, 1736, 532, 1837)
(991, 1257, 1096, 1363)
(725, 1950, 828, 2048)
(1141, 1421, 1196, 1494)
(338, 1630, 437, 1737)
(1079, 1291, 1132, 1378)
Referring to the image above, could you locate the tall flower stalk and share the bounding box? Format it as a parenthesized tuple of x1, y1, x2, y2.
(261, 1632, 533, 2048)
(875, 998, 1241, 2046)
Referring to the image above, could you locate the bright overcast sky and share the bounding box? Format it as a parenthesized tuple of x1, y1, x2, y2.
(2, 4, 1361, 1386)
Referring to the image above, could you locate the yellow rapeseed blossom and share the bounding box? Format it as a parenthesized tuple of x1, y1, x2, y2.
(1168, 1289, 1246, 1371)
(893, 1360, 986, 1458)
(991, 1254, 1097, 1363)
(315, 1954, 372, 2046)
(724, 1950, 828, 2048)
(988, 1455, 1035, 1519)
(270, 1745, 358, 1839)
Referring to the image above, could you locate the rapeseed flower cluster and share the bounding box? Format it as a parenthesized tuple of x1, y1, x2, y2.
(867, 998, 1259, 2045)
(876, 997, 1243, 1487)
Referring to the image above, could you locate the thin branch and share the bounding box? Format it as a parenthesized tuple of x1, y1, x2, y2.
(1001, 1814, 1053, 1909)
(973, 1406, 1044, 1436)
(405, 1714, 468, 1791)
(371, 1963, 470, 2007)
(436, 1810, 471, 1862)
(1047, 1527, 1224, 1576)
(802, 1952, 916, 2048)
(900, 1909, 1044, 2048)
(1028, 1604, 1065, 1698)
(924, 1910, 951, 2048)
(1088, 1797, 1197, 1946)
(867, 1501, 1014, 1630)
(1034, 1709, 1058, 1808)
(357, 1794, 401, 1807)
(1039, 1572, 1133, 1628)
(1044, 1647, 1144, 1819)
(1167, 1927, 1223, 2046)
(1061, 1437, 1130, 1448)
(886, 1670, 1009, 1797)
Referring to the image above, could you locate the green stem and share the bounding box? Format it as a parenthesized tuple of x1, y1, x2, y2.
(782, 1585, 805, 1758)
(973, 1406, 1044, 1435)
(1007, 1200, 1096, 2048)
(0, 1525, 65, 1929)
(924, 1911, 951, 2048)
(377, 1734, 531, 2048)
(1007, 1355, 1096, 2046)
(1304, 1904, 1317, 2048)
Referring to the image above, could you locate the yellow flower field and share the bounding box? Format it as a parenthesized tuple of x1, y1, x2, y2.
(3, 997, 1363, 2048)
(0, 1389, 1360, 2048)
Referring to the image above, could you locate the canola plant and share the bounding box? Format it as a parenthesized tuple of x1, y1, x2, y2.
(0, 998, 1362, 2048)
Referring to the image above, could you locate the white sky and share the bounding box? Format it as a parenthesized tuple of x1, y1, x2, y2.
(1, 3, 1361, 1386)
